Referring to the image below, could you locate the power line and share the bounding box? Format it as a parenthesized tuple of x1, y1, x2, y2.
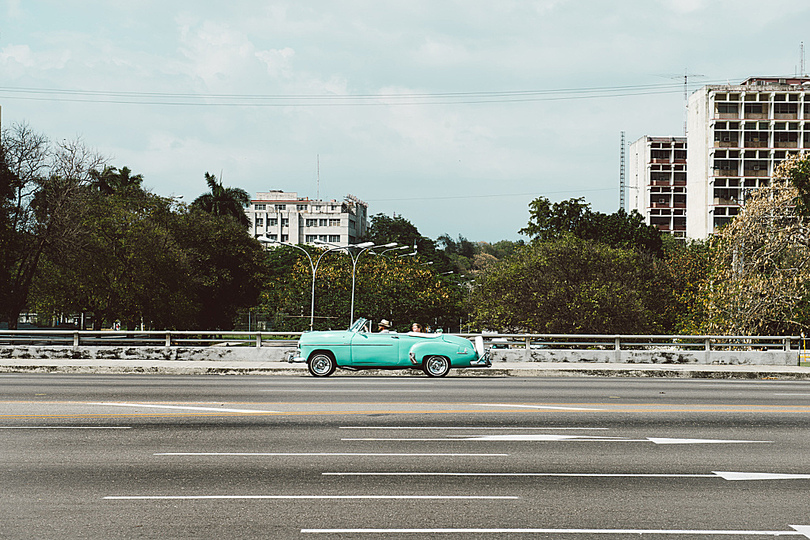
(0, 79, 736, 107)
(367, 187, 615, 203)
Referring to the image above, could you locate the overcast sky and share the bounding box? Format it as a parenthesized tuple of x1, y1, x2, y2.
(2, 1, 809, 242)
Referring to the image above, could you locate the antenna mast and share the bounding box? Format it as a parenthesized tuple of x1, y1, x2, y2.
(316, 155, 320, 199)
(802, 42, 806, 77)
(619, 131, 626, 212)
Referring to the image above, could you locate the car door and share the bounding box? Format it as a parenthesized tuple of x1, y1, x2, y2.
(349, 332, 402, 367)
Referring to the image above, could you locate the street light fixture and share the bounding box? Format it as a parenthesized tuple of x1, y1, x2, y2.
(346, 241, 395, 325)
(373, 245, 410, 257)
(258, 236, 344, 331)
(311, 239, 399, 326)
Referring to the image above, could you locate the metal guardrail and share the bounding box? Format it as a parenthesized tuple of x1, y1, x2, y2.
(0, 330, 301, 348)
(0, 330, 803, 352)
(462, 333, 802, 352)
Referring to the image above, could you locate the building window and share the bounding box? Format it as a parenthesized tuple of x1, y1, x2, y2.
(305, 235, 317, 242)
(275, 204, 286, 211)
(268, 218, 278, 226)
(328, 235, 340, 243)
(254, 204, 266, 210)
(255, 218, 264, 227)
(281, 218, 289, 227)
(281, 234, 289, 242)
(318, 235, 328, 241)
(329, 219, 341, 226)
(330, 205, 337, 211)
(268, 234, 278, 241)
(297, 204, 307, 211)
(774, 103, 798, 115)
(314, 205, 322, 211)
(318, 219, 328, 226)
(306, 219, 318, 227)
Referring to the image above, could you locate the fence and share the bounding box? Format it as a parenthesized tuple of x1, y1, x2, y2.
(0, 330, 804, 366)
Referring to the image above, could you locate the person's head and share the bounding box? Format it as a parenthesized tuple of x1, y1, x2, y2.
(411, 322, 423, 332)
(378, 319, 391, 330)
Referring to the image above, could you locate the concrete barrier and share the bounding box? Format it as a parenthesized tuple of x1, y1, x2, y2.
(0, 345, 296, 362)
(489, 348, 798, 365)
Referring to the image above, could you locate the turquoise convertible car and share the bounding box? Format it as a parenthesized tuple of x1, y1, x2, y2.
(290, 318, 491, 377)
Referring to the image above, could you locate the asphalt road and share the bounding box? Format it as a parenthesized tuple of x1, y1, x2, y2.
(3, 374, 810, 539)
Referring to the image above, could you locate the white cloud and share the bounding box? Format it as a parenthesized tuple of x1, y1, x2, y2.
(0, 44, 70, 75)
(255, 47, 296, 79)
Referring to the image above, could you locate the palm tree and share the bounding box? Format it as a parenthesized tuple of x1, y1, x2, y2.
(90, 166, 144, 195)
(191, 172, 251, 227)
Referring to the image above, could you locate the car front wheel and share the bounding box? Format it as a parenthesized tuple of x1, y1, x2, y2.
(423, 355, 451, 377)
(308, 352, 337, 377)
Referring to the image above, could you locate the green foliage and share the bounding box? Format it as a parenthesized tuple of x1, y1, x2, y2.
(696, 155, 810, 335)
(784, 154, 810, 217)
(260, 247, 463, 332)
(658, 237, 711, 333)
(191, 172, 251, 228)
(0, 123, 104, 328)
(30, 167, 266, 330)
(171, 207, 266, 329)
(471, 235, 668, 334)
(519, 196, 663, 256)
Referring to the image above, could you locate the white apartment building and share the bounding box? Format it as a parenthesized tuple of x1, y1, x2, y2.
(685, 76, 810, 238)
(628, 136, 688, 239)
(247, 191, 369, 245)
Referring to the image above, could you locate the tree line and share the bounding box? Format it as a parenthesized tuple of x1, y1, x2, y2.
(3, 121, 809, 336)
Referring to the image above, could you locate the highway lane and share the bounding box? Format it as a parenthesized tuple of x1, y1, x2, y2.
(2, 374, 810, 538)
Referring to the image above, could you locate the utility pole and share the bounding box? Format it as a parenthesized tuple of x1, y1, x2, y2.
(619, 131, 626, 212)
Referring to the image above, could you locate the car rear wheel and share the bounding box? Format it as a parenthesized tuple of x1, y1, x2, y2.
(423, 355, 450, 377)
(308, 352, 337, 377)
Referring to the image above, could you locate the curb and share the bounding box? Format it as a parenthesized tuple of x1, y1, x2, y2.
(2, 363, 810, 380)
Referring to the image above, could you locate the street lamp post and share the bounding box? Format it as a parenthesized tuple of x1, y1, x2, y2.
(258, 237, 344, 331)
(316, 240, 397, 326)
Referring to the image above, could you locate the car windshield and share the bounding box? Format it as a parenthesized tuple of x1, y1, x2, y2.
(348, 318, 370, 333)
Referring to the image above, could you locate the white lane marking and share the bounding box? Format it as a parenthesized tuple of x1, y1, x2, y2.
(104, 495, 517, 501)
(90, 402, 280, 414)
(0, 426, 131, 429)
(342, 435, 772, 444)
(478, 403, 604, 411)
(300, 527, 810, 537)
(262, 389, 434, 393)
(648, 437, 772, 445)
(339, 426, 609, 430)
(325, 471, 810, 481)
(154, 452, 509, 457)
(775, 393, 810, 396)
(323, 472, 715, 478)
(714, 471, 810, 481)
(341, 436, 632, 442)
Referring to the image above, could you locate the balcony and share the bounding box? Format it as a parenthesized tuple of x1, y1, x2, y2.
(715, 140, 739, 148)
(743, 169, 768, 177)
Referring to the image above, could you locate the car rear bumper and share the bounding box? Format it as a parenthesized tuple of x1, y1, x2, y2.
(469, 351, 491, 367)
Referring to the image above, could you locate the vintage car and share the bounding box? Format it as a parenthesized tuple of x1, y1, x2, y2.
(290, 318, 491, 377)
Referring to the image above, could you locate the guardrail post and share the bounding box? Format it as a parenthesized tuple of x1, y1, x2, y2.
(705, 337, 711, 364)
(165, 332, 171, 347)
(524, 337, 530, 361)
(255, 333, 262, 348)
(73, 332, 79, 350)
(614, 336, 621, 363)
(784, 337, 791, 352)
